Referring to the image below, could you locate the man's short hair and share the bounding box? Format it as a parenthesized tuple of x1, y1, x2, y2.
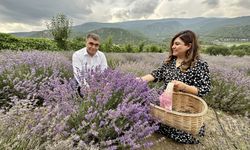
(86, 33, 100, 41)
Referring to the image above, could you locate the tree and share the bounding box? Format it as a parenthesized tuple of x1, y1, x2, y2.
(46, 13, 72, 50)
(103, 36, 113, 52)
(138, 42, 145, 52)
(125, 43, 133, 53)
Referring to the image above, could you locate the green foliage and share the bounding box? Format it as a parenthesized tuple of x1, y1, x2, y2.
(150, 45, 162, 52)
(0, 33, 58, 51)
(111, 44, 123, 53)
(67, 37, 85, 51)
(138, 42, 145, 52)
(205, 45, 231, 56)
(231, 44, 250, 55)
(46, 13, 72, 50)
(0, 33, 167, 52)
(124, 43, 133, 53)
(231, 49, 245, 57)
(102, 36, 113, 52)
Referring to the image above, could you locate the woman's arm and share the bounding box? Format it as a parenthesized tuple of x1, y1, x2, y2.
(140, 74, 155, 82)
(172, 80, 198, 95)
(195, 61, 211, 97)
(138, 63, 165, 82)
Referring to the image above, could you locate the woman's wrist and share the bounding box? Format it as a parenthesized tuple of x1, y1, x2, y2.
(179, 84, 199, 95)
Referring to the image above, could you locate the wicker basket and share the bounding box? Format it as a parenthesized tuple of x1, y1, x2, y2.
(150, 92, 208, 135)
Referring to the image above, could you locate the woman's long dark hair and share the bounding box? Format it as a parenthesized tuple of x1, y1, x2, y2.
(165, 30, 200, 72)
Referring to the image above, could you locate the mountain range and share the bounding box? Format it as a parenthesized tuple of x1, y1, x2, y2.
(12, 16, 250, 44)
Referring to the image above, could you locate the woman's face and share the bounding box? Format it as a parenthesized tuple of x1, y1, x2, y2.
(171, 37, 191, 58)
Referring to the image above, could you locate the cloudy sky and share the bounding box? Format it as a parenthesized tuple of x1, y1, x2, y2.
(0, 0, 249, 33)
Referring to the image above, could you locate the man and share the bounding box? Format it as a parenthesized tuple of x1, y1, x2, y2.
(72, 33, 108, 87)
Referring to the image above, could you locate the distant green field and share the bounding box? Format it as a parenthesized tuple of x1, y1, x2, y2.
(212, 41, 250, 47)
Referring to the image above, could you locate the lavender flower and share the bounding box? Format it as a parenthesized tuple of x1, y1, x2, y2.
(67, 68, 159, 149)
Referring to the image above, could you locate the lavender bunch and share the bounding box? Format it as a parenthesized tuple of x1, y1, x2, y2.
(0, 77, 79, 149)
(0, 51, 73, 110)
(67, 68, 159, 149)
(0, 50, 72, 75)
(205, 65, 250, 116)
(0, 51, 77, 149)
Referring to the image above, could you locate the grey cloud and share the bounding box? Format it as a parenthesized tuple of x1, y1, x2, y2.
(236, 0, 250, 9)
(0, 0, 94, 25)
(113, 0, 161, 20)
(180, 11, 187, 15)
(202, 0, 219, 7)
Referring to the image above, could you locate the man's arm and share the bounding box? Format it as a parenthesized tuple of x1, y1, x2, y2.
(72, 52, 82, 84)
(100, 53, 108, 70)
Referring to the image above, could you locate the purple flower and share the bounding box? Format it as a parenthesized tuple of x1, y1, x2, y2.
(66, 68, 159, 149)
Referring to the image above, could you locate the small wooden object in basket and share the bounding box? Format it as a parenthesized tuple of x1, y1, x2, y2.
(150, 92, 208, 135)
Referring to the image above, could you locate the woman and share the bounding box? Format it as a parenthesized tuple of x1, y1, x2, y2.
(139, 30, 211, 144)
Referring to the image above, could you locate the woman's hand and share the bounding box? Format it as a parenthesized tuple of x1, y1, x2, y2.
(171, 80, 187, 92)
(171, 80, 199, 95)
(136, 74, 155, 82)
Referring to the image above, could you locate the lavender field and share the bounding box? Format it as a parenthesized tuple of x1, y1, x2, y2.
(0, 51, 249, 150)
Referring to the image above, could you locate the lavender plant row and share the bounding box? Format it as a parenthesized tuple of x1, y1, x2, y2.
(1, 51, 249, 150)
(0, 51, 159, 149)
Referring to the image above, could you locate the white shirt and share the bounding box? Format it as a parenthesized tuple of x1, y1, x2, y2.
(72, 47, 108, 85)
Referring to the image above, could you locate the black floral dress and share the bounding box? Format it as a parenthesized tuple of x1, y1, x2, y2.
(151, 58, 211, 144)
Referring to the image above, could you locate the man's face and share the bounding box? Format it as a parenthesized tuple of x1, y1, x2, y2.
(86, 38, 100, 56)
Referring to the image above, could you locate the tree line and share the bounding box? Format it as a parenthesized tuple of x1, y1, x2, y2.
(203, 45, 250, 57)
